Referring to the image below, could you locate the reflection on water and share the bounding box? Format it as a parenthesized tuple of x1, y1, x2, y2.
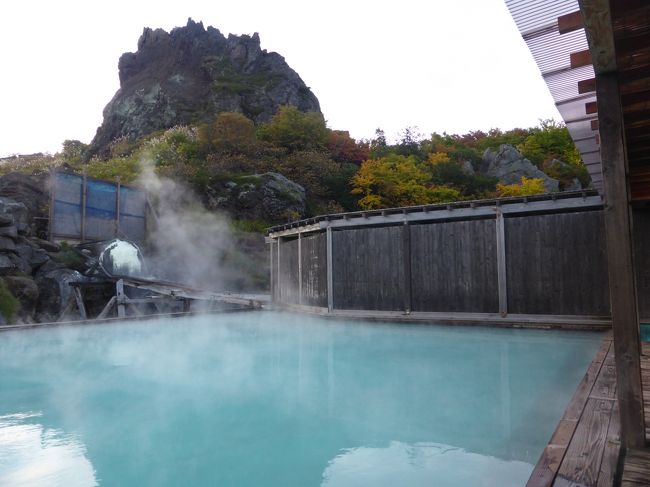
(0, 413, 97, 487)
(322, 441, 532, 487)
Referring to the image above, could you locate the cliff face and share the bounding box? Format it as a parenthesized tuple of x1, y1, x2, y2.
(89, 19, 321, 157)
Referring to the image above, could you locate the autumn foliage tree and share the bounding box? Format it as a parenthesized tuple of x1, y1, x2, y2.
(256, 105, 328, 152)
(496, 177, 546, 197)
(351, 154, 461, 209)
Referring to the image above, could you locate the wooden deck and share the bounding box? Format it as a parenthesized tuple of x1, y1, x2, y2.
(642, 342, 650, 442)
(527, 333, 621, 487)
(621, 448, 650, 486)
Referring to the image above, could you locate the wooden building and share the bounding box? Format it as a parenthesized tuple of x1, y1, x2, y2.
(505, 0, 650, 484)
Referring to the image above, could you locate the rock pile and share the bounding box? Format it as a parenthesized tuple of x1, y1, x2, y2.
(0, 175, 90, 324)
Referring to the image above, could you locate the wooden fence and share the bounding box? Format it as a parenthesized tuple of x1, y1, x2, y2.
(268, 192, 650, 327)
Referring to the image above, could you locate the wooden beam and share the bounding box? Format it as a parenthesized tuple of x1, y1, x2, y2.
(579, 78, 597, 94)
(326, 227, 333, 312)
(269, 239, 274, 302)
(298, 232, 302, 305)
(571, 49, 593, 69)
(116, 279, 126, 319)
(402, 222, 412, 314)
(496, 210, 508, 317)
(115, 178, 121, 238)
(586, 101, 598, 114)
(80, 171, 87, 243)
(597, 72, 646, 448)
(578, 0, 617, 73)
(558, 11, 584, 34)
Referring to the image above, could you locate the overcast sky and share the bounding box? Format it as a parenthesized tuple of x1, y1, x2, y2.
(0, 0, 558, 157)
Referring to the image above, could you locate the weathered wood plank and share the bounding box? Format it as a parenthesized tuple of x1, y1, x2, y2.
(332, 226, 405, 311)
(300, 232, 328, 307)
(505, 211, 610, 316)
(410, 219, 499, 313)
(279, 237, 300, 305)
(527, 445, 569, 487)
(590, 364, 617, 400)
(596, 400, 621, 487)
(621, 448, 650, 486)
(633, 208, 650, 320)
(566, 354, 607, 422)
(598, 71, 647, 448)
(556, 398, 614, 485)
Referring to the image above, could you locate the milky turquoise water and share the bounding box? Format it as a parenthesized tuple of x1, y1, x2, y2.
(0, 312, 603, 487)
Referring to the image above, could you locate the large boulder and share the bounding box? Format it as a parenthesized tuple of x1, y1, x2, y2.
(0, 173, 49, 236)
(208, 172, 307, 222)
(3, 276, 39, 321)
(88, 19, 321, 158)
(35, 268, 84, 322)
(482, 145, 560, 193)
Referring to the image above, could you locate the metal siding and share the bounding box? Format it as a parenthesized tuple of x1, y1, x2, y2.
(505, 211, 610, 315)
(332, 226, 405, 311)
(410, 219, 499, 313)
(634, 209, 650, 320)
(300, 232, 328, 307)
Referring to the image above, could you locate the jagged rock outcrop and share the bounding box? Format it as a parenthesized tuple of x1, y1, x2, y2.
(207, 172, 307, 222)
(0, 173, 92, 324)
(89, 19, 321, 158)
(481, 145, 560, 192)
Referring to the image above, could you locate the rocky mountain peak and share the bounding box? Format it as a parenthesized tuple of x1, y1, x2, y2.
(89, 18, 321, 158)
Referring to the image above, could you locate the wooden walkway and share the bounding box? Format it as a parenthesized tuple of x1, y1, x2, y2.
(621, 448, 650, 486)
(620, 343, 650, 486)
(527, 333, 621, 487)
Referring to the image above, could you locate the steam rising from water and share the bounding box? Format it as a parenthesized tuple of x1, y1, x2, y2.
(137, 157, 234, 291)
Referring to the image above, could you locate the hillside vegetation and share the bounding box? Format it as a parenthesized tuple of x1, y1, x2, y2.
(1, 108, 588, 226)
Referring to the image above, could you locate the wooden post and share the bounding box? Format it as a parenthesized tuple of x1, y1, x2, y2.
(277, 236, 282, 303)
(298, 232, 303, 305)
(115, 178, 121, 238)
(116, 279, 126, 319)
(326, 227, 334, 313)
(269, 239, 274, 303)
(597, 72, 646, 448)
(402, 221, 412, 314)
(48, 168, 56, 241)
(80, 171, 87, 243)
(496, 209, 508, 317)
(73, 287, 87, 320)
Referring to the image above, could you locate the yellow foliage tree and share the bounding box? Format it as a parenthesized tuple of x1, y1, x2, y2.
(351, 154, 461, 209)
(496, 176, 546, 197)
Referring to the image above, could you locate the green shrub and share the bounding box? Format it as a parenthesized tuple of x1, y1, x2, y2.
(0, 278, 19, 322)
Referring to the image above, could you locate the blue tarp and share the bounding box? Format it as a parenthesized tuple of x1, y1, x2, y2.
(50, 172, 146, 243)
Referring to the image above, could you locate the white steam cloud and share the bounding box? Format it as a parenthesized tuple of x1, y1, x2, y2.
(136, 156, 235, 292)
